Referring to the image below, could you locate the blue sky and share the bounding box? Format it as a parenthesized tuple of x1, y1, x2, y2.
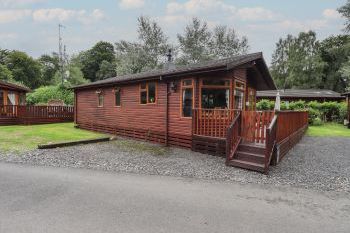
(0, 0, 346, 64)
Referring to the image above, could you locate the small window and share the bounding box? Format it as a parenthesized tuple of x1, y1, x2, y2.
(98, 93, 104, 107)
(181, 79, 193, 117)
(202, 79, 230, 86)
(19, 93, 26, 106)
(140, 82, 157, 104)
(234, 80, 245, 110)
(114, 88, 121, 107)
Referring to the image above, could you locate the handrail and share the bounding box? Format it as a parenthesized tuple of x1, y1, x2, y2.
(264, 115, 278, 174)
(226, 112, 242, 164)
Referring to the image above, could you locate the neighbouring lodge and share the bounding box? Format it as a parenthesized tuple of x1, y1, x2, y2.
(343, 92, 350, 128)
(0, 80, 74, 125)
(257, 89, 345, 102)
(73, 52, 309, 173)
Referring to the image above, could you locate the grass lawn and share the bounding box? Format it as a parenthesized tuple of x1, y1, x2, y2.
(0, 123, 108, 152)
(307, 123, 350, 137)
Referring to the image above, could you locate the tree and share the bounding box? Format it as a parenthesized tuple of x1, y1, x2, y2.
(5, 50, 43, 89)
(115, 16, 169, 75)
(0, 64, 13, 81)
(270, 31, 325, 89)
(96, 60, 118, 80)
(209, 25, 249, 58)
(338, 0, 350, 32)
(80, 41, 116, 82)
(319, 35, 350, 92)
(177, 18, 212, 64)
(38, 53, 59, 86)
(52, 65, 88, 87)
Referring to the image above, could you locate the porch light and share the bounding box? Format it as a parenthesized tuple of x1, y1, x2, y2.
(170, 81, 177, 92)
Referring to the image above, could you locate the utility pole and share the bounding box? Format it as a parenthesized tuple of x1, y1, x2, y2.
(58, 24, 66, 86)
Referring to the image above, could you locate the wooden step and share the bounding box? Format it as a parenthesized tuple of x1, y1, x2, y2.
(235, 151, 265, 164)
(228, 159, 265, 173)
(0, 118, 18, 125)
(238, 143, 266, 154)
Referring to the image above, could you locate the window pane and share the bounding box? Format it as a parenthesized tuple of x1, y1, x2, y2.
(148, 83, 156, 103)
(202, 79, 229, 86)
(0, 91, 4, 105)
(115, 91, 121, 106)
(98, 94, 104, 107)
(140, 83, 147, 90)
(7, 92, 15, 105)
(140, 91, 147, 104)
(201, 89, 229, 109)
(234, 90, 244, 110)
(182, 88, 193, 117)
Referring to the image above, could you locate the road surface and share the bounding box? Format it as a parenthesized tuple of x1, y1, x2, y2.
(0, 162, 349, 233)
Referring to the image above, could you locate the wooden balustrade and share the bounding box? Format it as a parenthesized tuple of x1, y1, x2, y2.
(0, 105, 18, 118)
(0, 105, 74, 124)
(241, 111, 275, 144)
(192, 108, 238, 138)
(276, 111, 308, 143)
(264, 115, 277, 174)
(225, 112, 241, 163)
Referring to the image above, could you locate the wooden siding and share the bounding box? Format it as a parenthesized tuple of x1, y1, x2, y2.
(75, 69, 249, 149)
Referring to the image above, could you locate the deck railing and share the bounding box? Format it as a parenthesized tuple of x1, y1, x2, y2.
(264, 115, 278, 174)
(192, 108, 239, 138)
(241, 111, 275, 144)
(0, 105, 74, 124)
(276, 111, 308, 143)
(0, 105, 18, 118)
(225, 112, 242, 163)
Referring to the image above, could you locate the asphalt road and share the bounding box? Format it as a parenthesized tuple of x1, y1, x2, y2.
(0, 162, 349, 233)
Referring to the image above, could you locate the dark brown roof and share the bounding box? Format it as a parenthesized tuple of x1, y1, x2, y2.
(0, 80, 30, 92)
(342, 92, 350, 96)
(73, 52, 276, 90)
(257, 89, 345, 99)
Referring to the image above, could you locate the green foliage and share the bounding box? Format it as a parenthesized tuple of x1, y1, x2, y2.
(312, 117, 323, 126)
(52, 65, 88, 87)
(26, 85, 74, 105)
(271, 31, 325, 89)
(38, 53, 59, 86)
(256, 99, 348, 126)
(79, 41, 116, 82)
(338, 0, 350, 32)
(177, 18, 249, 65)
(115, 16, 169, 75)
(5, 50, 43, 89)
(0, 64, 13, 81)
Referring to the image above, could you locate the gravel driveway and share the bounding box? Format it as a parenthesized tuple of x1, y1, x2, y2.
(0, 136, 349, 193)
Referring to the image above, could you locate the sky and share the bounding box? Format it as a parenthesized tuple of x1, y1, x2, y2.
(0, 0, 347, 64)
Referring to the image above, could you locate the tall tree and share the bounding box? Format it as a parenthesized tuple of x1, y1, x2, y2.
(338, 0, 350, 32)
(115, 16, 169, 75)
(80, 41, 116, 82)
(270, 31, 325, 89)
(177, 18, 212, 64)
(0, 64, 13, 81)
(38, 53, 59, 86)
(319, 35, 350, 92)
(5, 50, 42, 89)
(209, 25, 249, 59)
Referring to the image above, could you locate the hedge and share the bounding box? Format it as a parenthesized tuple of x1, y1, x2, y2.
(256, 99, 347, 125)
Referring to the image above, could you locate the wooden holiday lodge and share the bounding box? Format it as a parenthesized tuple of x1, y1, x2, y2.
(73, 52, 308, 173)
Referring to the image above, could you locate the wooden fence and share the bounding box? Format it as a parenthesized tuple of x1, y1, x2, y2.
(276, 111, 308, 143)
(0, 105, 74, 125)
(192, 108, 238, 138)
(241, 111, 275, 144)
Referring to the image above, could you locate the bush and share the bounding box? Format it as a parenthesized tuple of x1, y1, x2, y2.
(26, 85, 74, 105)
(312, 117, 323, 126)
(256, 99, 274, 110)
(308, 108, 321, 125)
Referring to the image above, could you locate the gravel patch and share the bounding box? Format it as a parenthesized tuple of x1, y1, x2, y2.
(0, 136, 349, 193)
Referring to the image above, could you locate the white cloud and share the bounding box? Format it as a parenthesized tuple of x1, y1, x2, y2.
(0, 32, 17, 39)
(0, 0, 45, 7)
(236, 7, 279, 21)
(0, 9, 31, 23)
(166, 0, 235, 15)
(32, 8, 105, 24)
(119, 0, 144, 9)
(323, 9, 341, 20)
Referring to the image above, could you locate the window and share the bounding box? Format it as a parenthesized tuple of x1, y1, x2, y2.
(114, 88, 121, 107)
(97, 92, 104, 107)
(0, 90, 4, 105)
(7, 92, 15, 106)
(181, 79, 193, 117)
(19, 93, 26, 106)
(201, 79, 230, 109)
(140, 82, 157, 104)
(234, 80, 245, 110)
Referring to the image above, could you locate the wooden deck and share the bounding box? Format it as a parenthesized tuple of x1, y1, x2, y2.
(192, 109, 309, 174)
(0, 105, 74, 125)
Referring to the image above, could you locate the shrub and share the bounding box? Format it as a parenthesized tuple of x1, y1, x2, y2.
(308, 108, 321, 125)
(256, 99, 274, 110)
(26, 85, 74, 105)
(312, 117, 323, 126)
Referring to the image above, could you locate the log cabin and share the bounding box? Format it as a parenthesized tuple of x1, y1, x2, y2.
(73, 52, 308, 173)
(0, 80, 29, 125)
